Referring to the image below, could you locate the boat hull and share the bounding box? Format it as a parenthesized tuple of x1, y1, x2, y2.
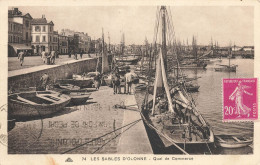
(116, 58, 139, 65)
(70, 93, 91, 105)
(216, 142, 252, 148)
(214, 67, 236, 72)
(8, 91, 71, 119)
(56, 78, 93, 88)
(186, 86, 200, 92)
(215, 135, 253, 148)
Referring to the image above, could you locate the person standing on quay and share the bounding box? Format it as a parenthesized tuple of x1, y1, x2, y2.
(69, 50, 72, 58)
(80, 50, 83, 59)
(39, 73, 50, 91)
(56, 50, 59, 58)
(50, 50, 56, 64)
(94, 73, 102, 90)
(74, 51, 78, 60)
(18, 50, 25, 66)
(113, 73, 121, 94)
(41, 50, 46, 63)
(125, 70, 135, 94)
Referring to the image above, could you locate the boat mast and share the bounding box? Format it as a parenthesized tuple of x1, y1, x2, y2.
(108, 32, 110, 53)
(102, 28, 105, 74)
(161, 6, 167, 72)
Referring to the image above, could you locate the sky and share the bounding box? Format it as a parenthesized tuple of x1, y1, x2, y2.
(11, 6, 254, 46)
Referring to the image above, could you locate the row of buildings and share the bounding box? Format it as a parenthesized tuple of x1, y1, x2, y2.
(8, 8, 96, 57)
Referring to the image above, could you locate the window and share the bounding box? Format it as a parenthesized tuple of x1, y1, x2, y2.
(43, 26, 46, 32)
(50, 36, 52, 42)
(13, 36, 16, 43)
(35, 26, 41, 32)
(26, 32, 28, 40)
(10, 36, 12, 42)
(11, 24, 12, 31)
(36, 35, 40, 42)
(26, 20, 29, 27)
(49, 26, 52, 32)
(42, 36, 46, 42)
(17, 37, 19, 43)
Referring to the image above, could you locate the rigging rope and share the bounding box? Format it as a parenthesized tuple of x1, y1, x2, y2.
(91, 119, 141, 154)
(61, 118, 142, 154)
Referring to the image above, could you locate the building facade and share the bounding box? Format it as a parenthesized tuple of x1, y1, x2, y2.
(31, 15, 54, 54)
(75, 32, 91, 53)
(58, 34, 68, 54)
(8, 8, 33, 45)
(52, 31, 59, 51)
(8, 20, 23, 44)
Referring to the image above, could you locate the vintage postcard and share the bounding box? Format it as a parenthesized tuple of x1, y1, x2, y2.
(0, 0, 259, 165)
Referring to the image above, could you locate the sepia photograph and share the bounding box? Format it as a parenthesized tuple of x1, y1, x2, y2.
(1, 1, 259, 164)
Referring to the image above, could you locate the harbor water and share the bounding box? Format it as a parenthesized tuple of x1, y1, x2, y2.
(135, 57, 254, 154)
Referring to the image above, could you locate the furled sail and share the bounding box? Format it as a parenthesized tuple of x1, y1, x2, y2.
(102, 47, 110, 73)
(152, 49, 174, 114)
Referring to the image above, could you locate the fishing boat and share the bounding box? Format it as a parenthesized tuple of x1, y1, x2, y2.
(8, 90, 71, 119)
(214, 46, 237, 72)
(115, 56, 140, 65)
(56, 74, 94, 88)
(141, 6, 214, 154)
(69, 90, 91, 105)
(53, 84, 81, 94)
(185, 83, 200, 92)
(214, 64, 237, 72)
(176, 38, 209, 69)
(215, 135, 253, 148)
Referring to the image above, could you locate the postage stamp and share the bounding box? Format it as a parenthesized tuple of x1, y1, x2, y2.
(223, 78, 258, 121)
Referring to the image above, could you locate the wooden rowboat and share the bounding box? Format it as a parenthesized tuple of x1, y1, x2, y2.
(69, 90, 91, 105)
(215, 135, 253, 148)
(56, 77, 93, 88)
(8, 90, 71, 119)
(53, 84, 81, 94)
(52, 84, 91, 105)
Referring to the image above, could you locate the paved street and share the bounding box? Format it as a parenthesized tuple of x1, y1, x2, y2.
(8, 54, 100, 71)
(8, 86, 132, 154)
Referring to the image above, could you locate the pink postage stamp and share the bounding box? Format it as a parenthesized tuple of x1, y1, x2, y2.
(223, 78, 258, 121)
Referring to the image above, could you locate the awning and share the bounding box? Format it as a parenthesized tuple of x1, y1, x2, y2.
(8, 43, 32, 53)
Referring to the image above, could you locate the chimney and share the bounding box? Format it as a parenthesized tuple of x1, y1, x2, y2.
(14, 8, 18, 15)
(42, 15, 45, 18)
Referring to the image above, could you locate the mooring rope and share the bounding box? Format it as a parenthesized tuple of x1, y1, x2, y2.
(91, 119, 141, 154)
(61, 118, 142, 154)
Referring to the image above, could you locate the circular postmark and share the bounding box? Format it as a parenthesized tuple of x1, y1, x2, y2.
(0, 104, 8, 146)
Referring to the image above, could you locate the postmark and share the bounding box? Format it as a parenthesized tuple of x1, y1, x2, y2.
(0, 104, 7, 146)
(223, 78, 258, 121)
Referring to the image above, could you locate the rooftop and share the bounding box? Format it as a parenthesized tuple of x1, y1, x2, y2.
(8, 8, 33, 19)
(31, 15, 54, 25)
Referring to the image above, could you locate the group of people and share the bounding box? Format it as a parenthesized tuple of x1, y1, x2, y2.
(69, 50, 88, 60)
(112, 67, 136, 95)
(41, 50, 59, 65)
